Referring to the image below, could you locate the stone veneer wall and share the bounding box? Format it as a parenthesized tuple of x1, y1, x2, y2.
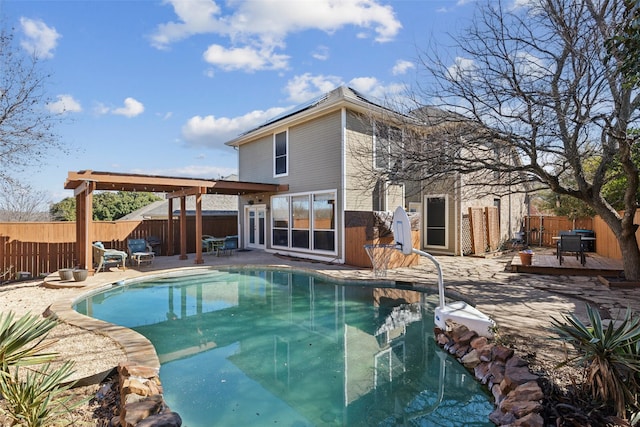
(435, 323, 545, 426)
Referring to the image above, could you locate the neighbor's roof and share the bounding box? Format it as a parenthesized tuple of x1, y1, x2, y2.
(119, 194, 238, 220)
(225, 85, 409, 147)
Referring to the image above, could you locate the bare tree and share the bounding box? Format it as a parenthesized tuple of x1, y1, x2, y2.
(359, 0, 640, 280)
(0, 26, 64, 185)
(0, 180, 51, 222)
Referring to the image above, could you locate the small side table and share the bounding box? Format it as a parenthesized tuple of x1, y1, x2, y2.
(132, 252, 154, 266)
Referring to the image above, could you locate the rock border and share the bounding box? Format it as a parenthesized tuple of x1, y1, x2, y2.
(115, 363, 182, 427)
(435, 322, 544, 427)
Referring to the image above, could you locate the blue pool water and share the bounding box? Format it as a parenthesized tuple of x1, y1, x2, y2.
(74, 269, 493, 426)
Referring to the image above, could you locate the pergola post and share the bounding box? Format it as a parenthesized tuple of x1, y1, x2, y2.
(74, 180, 95, 273)
(179, 196, 188, 260)
(195, 191, 204, 264)
(166, 197, 174, 256)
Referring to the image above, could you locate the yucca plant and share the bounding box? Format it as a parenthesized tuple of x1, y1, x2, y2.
(550, 305, 640, 419)
(0, 361, 79, 427)
(0, 312, 83, 426)
(0, 312, 59, 371)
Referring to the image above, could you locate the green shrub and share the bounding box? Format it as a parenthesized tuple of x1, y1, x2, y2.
(550, 305, 640, 418)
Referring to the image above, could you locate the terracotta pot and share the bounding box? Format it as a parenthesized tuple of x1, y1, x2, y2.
(58, 269, 74, 281)
(518, 252, 533, 266)
(72, 269, 88, 282)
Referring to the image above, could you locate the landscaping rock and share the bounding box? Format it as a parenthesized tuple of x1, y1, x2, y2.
(135, 412, 182, 427)
(435, 321, 544, 426)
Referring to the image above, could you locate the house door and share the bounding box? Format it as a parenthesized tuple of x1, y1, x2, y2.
(245, 205, 266, 249)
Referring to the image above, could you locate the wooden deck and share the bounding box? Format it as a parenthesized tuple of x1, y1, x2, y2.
(510, 251, 624, 277)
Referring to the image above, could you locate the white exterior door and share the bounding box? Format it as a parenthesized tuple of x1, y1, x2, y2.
(245, 205, 266, 249)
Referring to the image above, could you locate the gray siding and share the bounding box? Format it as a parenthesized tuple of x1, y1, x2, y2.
(238, 134, 274, 182)
(344, 111, 376, 210)
(287, 111, 343, 193)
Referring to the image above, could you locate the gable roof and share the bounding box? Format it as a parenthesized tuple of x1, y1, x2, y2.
(225, 86, 408, 147)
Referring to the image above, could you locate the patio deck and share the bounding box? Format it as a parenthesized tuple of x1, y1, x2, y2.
(510, 249, 624, 277)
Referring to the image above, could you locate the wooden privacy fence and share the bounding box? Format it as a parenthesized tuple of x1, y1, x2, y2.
(524, 216, 593, 247)
(524, 212, 640, 259)
(0, 216, 237, 279)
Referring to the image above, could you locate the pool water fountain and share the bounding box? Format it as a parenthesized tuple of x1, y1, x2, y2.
(391, 206, 496, 338)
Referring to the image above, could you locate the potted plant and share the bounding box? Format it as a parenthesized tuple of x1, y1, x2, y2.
(518, 249, 534, 266)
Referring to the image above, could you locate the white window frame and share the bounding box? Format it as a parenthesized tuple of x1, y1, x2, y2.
(373, 123, 403, 172)
(423, 194, 449, 250)
(271, 190, 337, 255)
(274, 130, 289, 177)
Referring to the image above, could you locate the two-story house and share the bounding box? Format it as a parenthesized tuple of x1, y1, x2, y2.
(225, 86, 527, 263)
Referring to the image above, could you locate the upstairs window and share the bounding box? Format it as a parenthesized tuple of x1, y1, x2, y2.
(274, 131, 288, 177)
(374, 124, 402, 171)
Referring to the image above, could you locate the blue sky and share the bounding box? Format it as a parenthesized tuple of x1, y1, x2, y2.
(2, 0, 480, 203)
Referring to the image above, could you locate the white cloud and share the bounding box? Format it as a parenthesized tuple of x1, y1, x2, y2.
(47, 94, 82, 114)
(112, 97, 145, 118)
(151, 0, 402, 71)
(448, 57, 475, 81)
(203, 44, 289, 71)
(348, 77, 406, 102)
(515, 52, 548, 78)
(392, 59, 414, 76)
(284, 73, 343, 103)
(19, 17, 61, 59)
(312, 45, 330, 61)
(181, 106, 291, 146)
(93, 102, 110, 116)
(156, 112, 173, 120)
(281, 73, 407, 107)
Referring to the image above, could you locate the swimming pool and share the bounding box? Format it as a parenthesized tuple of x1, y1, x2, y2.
(74, 269, 493, 426)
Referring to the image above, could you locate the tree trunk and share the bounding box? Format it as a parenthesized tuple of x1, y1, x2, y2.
(618, 226, 640, 282)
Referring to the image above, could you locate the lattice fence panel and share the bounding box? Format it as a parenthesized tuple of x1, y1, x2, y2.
(461, 215, 473, 255)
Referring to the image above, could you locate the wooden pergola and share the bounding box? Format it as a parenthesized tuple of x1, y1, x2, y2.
(64, 170, 288, 273)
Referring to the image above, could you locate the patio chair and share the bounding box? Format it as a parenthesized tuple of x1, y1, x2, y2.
(127, 238, 155, 266)
(202, 235, 223, 254)
(216, 235, 238, 256)
(555, 230, 575, 258)
(93, 242, 127, 272)
(557, 235, 586, 266)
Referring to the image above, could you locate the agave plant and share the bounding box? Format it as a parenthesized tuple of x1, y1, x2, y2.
(0, 311, 59, 371)
(549, 304, 640, 418)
